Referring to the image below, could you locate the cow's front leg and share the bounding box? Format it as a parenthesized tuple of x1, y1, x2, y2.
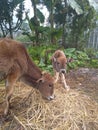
(54, 71, 59, 83)
(61, 73, 70, 91)
(4, 68, 20, 115)
(4, 79, 14, 115)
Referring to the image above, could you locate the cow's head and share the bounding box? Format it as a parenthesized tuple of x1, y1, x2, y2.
(52, 56, 67, 74)
(37, 72, 54, 100)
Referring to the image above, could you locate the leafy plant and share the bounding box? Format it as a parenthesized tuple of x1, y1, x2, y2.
(0, 0, 25, 38)
(15, 35, 31, 42)
(64, 48, 90, 69)
(27, 44, 60, 71)
(89, 59, 98, 68)
(27, 46, 98, 73)
(84, 48, 97, 58)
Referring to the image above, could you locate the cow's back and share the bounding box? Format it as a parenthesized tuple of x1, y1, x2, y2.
(0, 38, 26, 58)
(0, 38, 28, 75)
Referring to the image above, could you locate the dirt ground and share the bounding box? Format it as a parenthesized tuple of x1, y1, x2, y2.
(0, 67, 98, 130)
(67, 68, 98, 102)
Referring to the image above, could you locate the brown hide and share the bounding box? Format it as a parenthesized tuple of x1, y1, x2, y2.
(0, 38, 54, 115)
(51, 50, 70, 91)
(51, 50, 67, 73)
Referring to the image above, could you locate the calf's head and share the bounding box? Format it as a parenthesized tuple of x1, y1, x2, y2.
(37, 72, 54, 100)
(52, 56, 67, 74)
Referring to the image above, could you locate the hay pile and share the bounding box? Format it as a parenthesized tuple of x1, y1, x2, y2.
(0, 83, 98, 130)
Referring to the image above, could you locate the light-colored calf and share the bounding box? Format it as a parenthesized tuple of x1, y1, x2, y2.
(51, 50, 70, 91)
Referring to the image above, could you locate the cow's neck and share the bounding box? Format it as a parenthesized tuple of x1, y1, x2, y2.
(21, 56, 42, 88)
(27, 57, 42, 80)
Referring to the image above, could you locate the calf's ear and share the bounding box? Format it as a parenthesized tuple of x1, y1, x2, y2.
(37, 78, 44, 83)
(50, 56, 56, 62)
(67, 58, 73, 63)
(41, 71, 47, 75)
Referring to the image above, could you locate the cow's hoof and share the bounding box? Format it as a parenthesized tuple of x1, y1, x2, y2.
(65, 86, 70, 91)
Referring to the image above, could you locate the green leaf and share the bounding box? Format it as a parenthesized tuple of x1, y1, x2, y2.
(64, 48, 76, 53)
(13, 0, 24, 8)
(36, 8, 45, 23)
(68, 0, 83, 15)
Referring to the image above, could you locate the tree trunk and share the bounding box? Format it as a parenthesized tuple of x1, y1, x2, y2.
(50, 0, 55, 44)
(0, 24, 6, 37)
(31, 0, 40, 45)
(62, 0, 68, 48)
(62, 23, 66, 48)
(8, 18, 13, 38)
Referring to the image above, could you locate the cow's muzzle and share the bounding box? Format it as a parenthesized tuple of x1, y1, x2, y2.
(47, 95, 55, 101)
(60, 69, 66, 74)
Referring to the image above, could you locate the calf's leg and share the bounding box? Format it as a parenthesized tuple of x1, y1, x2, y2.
(54, 71, 59, 83)
(61, 73, 70, 91)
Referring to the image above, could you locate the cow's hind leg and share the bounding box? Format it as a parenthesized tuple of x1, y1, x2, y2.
(4, 69, 20, 115)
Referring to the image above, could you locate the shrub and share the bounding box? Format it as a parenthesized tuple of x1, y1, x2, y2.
(27, 46, 98, 72)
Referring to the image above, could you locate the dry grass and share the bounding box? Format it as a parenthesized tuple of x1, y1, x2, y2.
(0, 82, 98, 130)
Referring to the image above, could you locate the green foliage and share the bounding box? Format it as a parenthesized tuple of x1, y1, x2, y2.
(50, 28, 62, 41)
(84, 48, 97, 58)
(25, 0, 45, 44)
(25, 12, 49, 44)
(27, 46, 98, 73)
(30, 17, 39, 27)
(68, 0, 83, 15)
(15, 35, 31, 42)
(66, 0, 97, 48)
(0, 0, 24, 38)
(36, 9, 45, 23)
(64, 48, 90, 69)
(84, 48, 98, 68)
(27, 44, 59, 72)
(65, 48, 98, 69)
(23, 0, 98, 70)
(23, 0, 97, 48)
(89, 59, 98, 68)
(53, 0, 97, 48)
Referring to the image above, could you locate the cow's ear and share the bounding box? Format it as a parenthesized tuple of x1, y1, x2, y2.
(41, 71, 47, 75)
(51, 56, 56, 62)
(67, 58, 73, 63)
(37, 78, 44, 83)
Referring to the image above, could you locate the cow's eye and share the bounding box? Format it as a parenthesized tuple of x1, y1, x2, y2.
(57, 62, 60, 65)
(49, 84, 52, 88)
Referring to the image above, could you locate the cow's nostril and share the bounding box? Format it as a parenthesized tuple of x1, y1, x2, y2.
(62, 71, 65, 74)
(61, 70, 66, 74)
(47, 95, 55, 100)
(50, 96, 54, 100)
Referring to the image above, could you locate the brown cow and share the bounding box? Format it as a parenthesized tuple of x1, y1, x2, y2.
(51, 50, 70, 91)
(0, 38, 54, 115)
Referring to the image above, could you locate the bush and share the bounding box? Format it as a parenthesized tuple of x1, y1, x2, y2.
(15, 35, 31, 42)
(27, 46, 98, 72)
(27, 44, 60, 72)
(64, 48, 90, 69)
